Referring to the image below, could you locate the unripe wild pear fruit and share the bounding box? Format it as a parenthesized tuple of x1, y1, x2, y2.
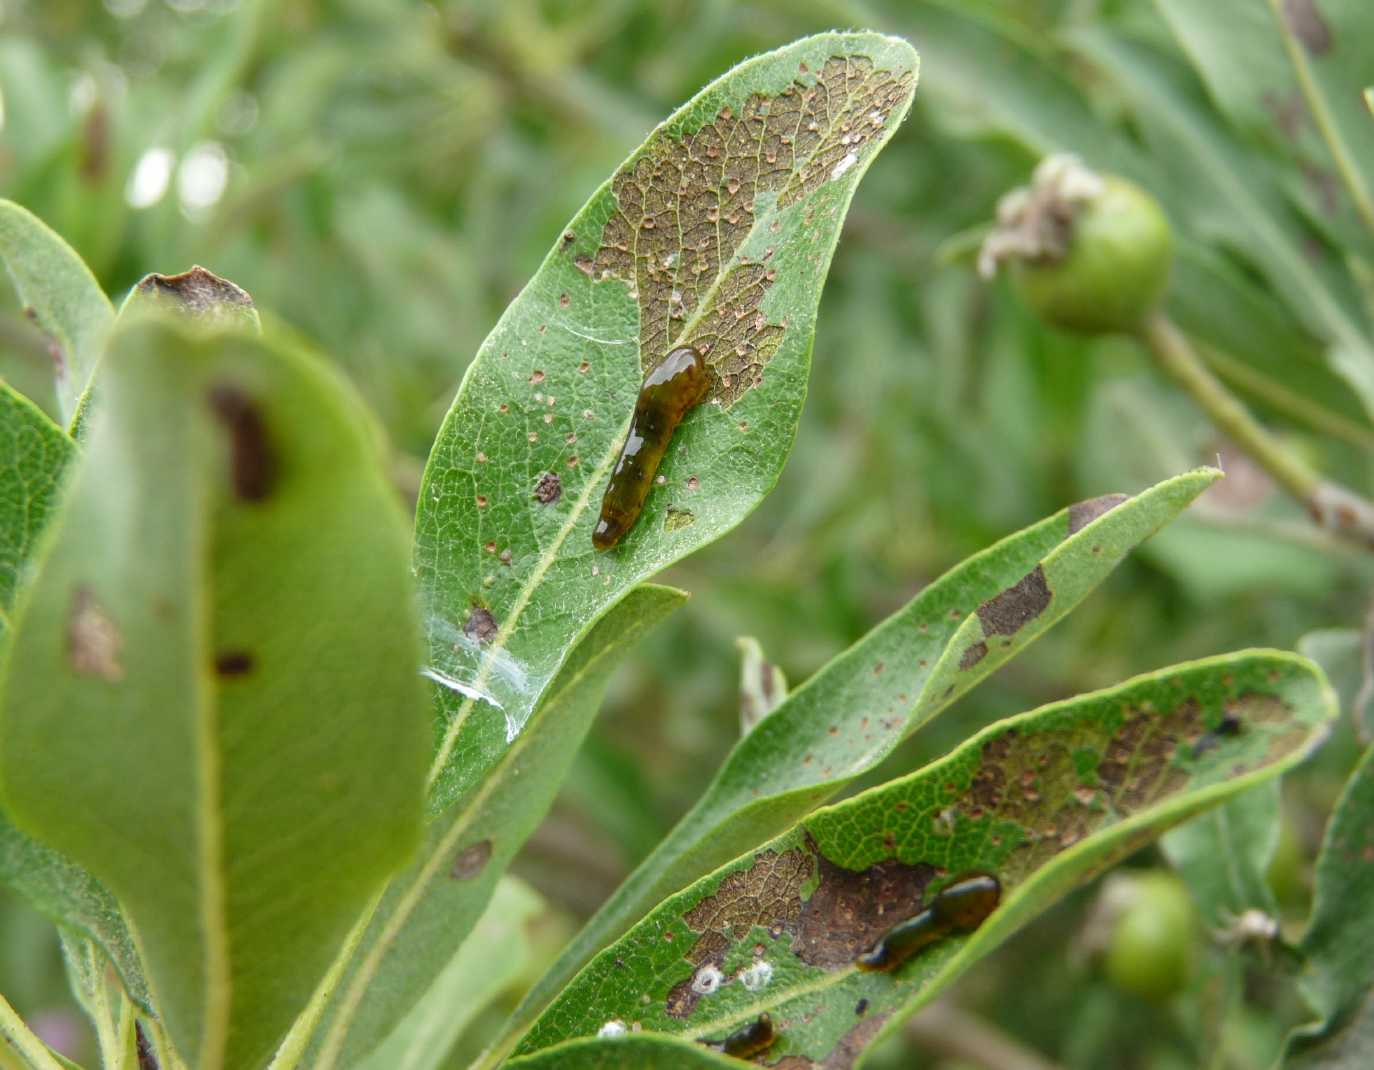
(979, 155, 1174, 334)
(1102, 871, 1197, 1001)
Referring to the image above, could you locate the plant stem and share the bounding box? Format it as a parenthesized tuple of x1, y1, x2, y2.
(906, 1000, 1064, 1070)
(1140, 312, 1374, 551)
(0, 995, 63, 1070)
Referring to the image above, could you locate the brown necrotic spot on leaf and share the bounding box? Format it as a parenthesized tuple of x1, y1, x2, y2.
(207, 384, 277, 502)
(533, 472, 562, 504)
(464, 607, 498, 644)
(667, 848, 811, 1018)
(214, 650, 254, 677)
(451, 839, 493, 880)
(795, 847, 937, 969)
(68, 587, 124, 682)
(1068, 493, 1129, 535)
(1282, 0, 1332, 55)
(587, 54, 912, 408)
(959, 641, 988, 670)
(135, 265, 256, 323)
(976, 565, 1051, 638)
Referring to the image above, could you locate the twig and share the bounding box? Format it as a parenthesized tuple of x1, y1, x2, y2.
(1140, 312, 1374, 552)
(906, 1000, 1064, 1070)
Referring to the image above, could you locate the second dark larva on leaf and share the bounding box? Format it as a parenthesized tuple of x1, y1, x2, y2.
(700, 1012, 776, 1060)
(855, 872, 1001, 972)
(593, 345, 710, 550)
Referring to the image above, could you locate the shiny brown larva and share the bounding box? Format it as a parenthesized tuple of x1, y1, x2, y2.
(701, 1012, 776, 1060)
(592, 345, 710, 550)
(855, 872, 1001, 973)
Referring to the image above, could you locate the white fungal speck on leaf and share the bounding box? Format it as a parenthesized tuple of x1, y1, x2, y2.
(830, 151, 859, 180)
(597, 1020, 627, 1038)
(691, 964, 725, 996)
(739, 960, 774, 991)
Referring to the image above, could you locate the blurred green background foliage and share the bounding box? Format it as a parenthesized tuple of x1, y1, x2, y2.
(2, 1, 1370, 1067)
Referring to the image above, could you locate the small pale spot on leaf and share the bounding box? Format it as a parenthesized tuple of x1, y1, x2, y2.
(68, 587, 124, 682)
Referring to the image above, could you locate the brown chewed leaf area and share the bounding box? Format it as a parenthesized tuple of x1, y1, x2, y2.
(667, 848, 811, 1018)
(795, 850, 936, 968)
(587, 55, 914, 407)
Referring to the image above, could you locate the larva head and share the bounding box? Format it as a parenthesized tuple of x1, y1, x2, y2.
(720, 1013, 775, 1058)
(854, 907, 942, 972)
(931, 872, 1001, 931)
(640, 345, 711, 413)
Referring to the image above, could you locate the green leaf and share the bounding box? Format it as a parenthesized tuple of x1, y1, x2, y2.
(494, 468, 1217, 1054)
(1266, 0, 1374, 244)
(305, 585, 687, 1070)
(1154, 0, 1374, 258)
(1063, 26, 1374, 420)
(895, 2, 1147, 177)
(1286, 741, 1374, 1065)
(506, 1033, 748, 1070)
(0, 318, 430, 1070)
(0, 381, 144, 1009)
(0, 819, 148, 1012)
(517, 651, 1333, 1066)
(352, 877, 544, 1070)
(0, 382, 74, 639)
(1170, 242, 1374, 444)
(1162, 782, 1280, 929)
(412, 32, 919, 814)
(0, 200, 114, 428)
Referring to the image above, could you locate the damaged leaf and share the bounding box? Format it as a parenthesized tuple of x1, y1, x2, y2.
(413, 32, 919, 816)
(494, 469, 1217, 1054)
(516, 651, 1333, 1067)
(0, 318, 429, 1070)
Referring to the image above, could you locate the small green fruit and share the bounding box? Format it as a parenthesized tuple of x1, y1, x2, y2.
(1103, 871, 1197, 1001)
(1011, 176, 1173, 334)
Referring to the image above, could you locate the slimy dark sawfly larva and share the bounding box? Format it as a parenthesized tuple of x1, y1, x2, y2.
(700, 1012, 776, 1060)
(855, 871, 1001, 973)
(593, 344, 710, 550)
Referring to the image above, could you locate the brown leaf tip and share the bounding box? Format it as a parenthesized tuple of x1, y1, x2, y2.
(135, 265, 256, 321)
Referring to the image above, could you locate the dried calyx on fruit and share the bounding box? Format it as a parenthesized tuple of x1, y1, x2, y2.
(978, 154, 1173, 335)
